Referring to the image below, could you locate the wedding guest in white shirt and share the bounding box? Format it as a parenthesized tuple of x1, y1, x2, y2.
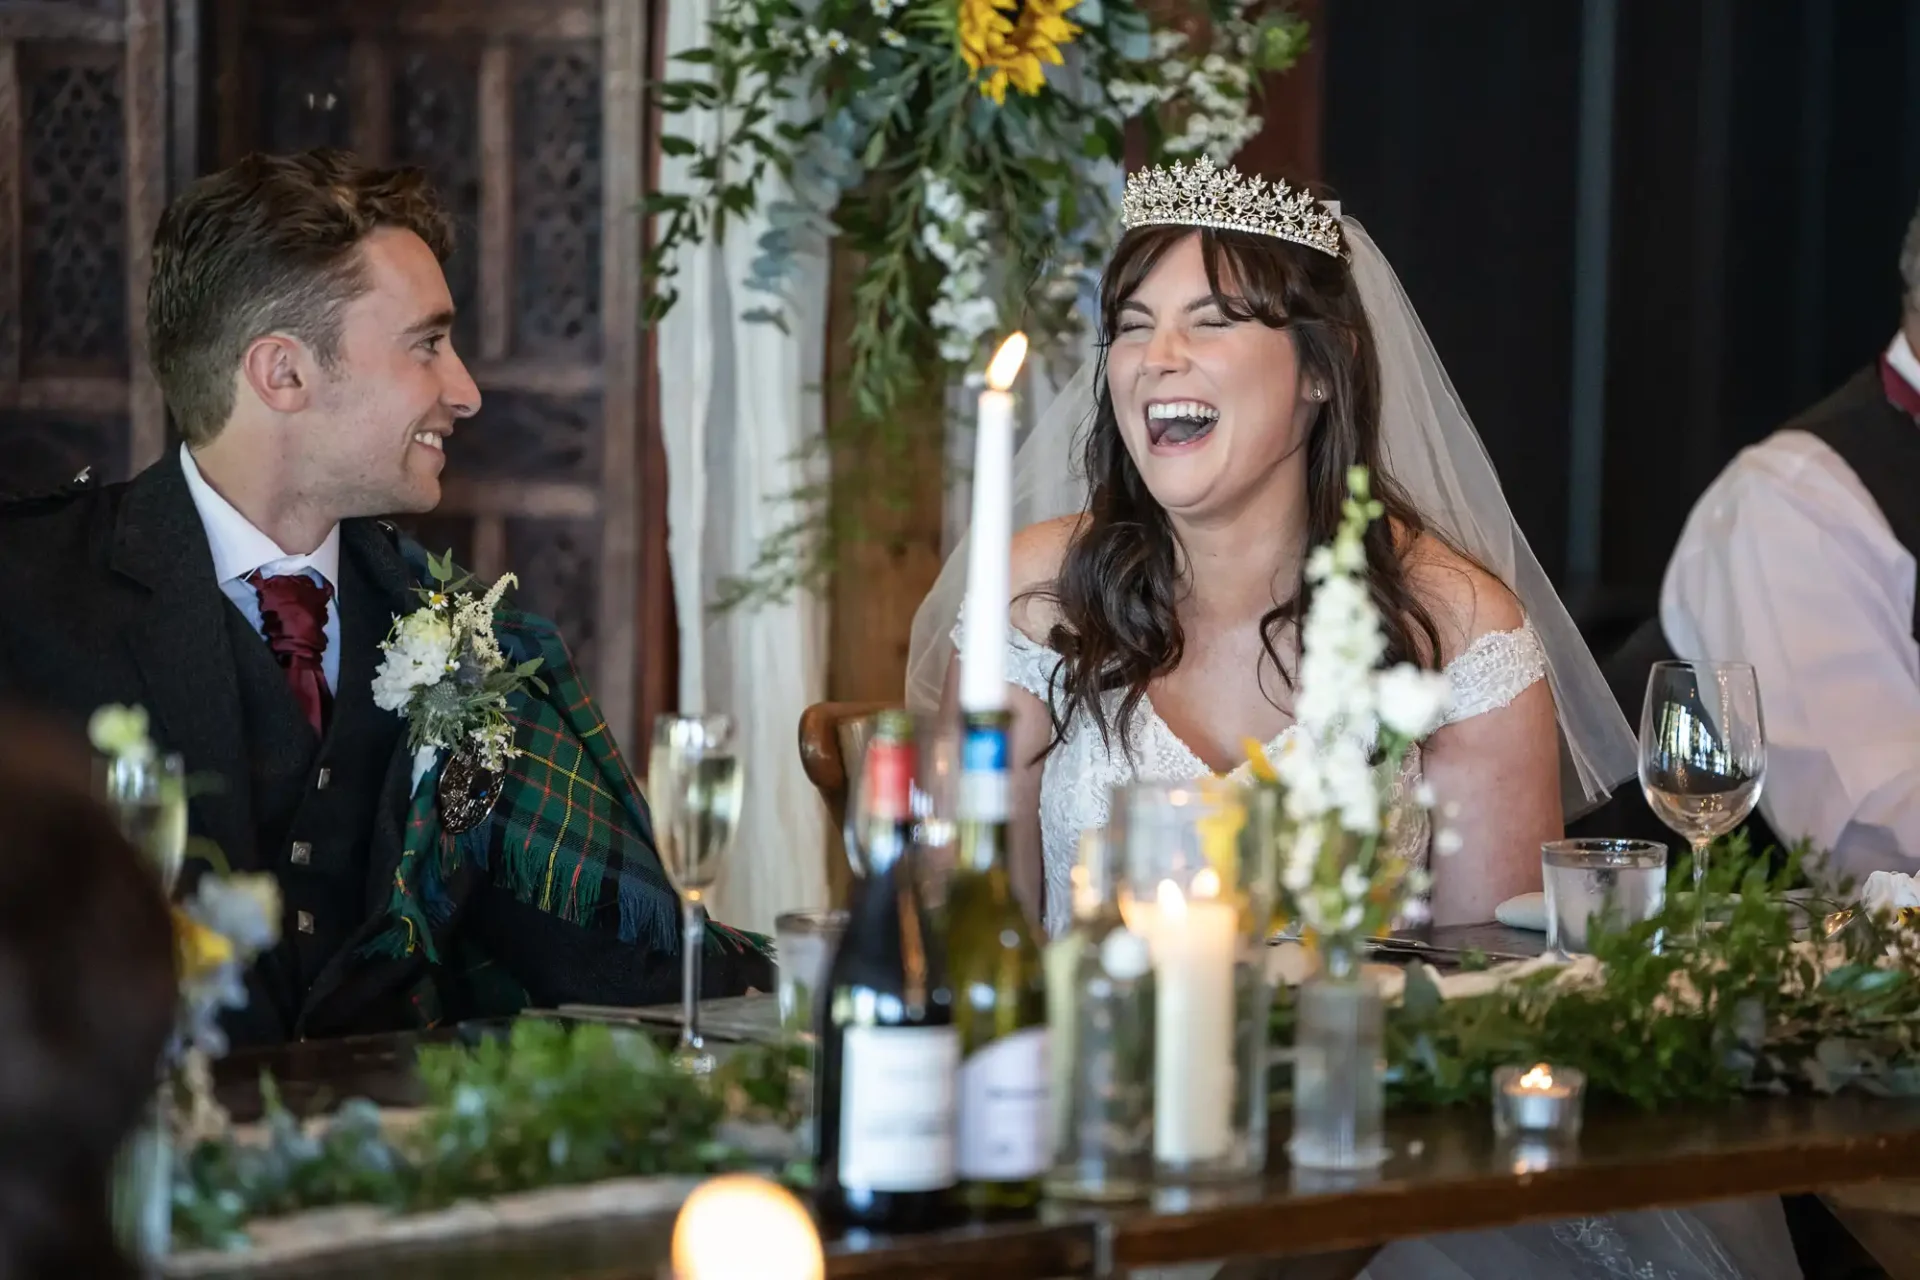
(1661, 192, 1920, 878)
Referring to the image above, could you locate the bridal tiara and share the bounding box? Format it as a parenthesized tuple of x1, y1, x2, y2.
(1121, 156, 1345, 259)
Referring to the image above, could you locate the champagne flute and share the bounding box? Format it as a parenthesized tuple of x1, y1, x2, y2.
(647, 713, 744, 1073)
(100, 751, 188, 892)
(1638, 661, 1766, 895)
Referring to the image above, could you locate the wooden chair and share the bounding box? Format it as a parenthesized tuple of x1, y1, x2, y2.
(798, 700, 899, 905)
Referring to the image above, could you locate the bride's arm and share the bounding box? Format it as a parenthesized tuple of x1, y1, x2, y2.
(1423, 675, 1562, 925)
(1410, 543, 1564, 926)
(938, 657, 1048, 929)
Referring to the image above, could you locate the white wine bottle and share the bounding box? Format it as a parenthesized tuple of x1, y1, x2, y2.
(945, 709, 1049, 1219)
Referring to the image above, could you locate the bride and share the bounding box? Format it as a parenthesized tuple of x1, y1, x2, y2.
(907, 159, 1802, 1279)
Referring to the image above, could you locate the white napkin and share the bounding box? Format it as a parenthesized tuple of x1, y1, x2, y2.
(1495, 891, 1547, 932)
(1860, 870, 1920, 915)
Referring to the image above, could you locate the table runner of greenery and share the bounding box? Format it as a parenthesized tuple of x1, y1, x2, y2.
(175, 839, 1920, 1254)
(1271, 839, 1920, 1109)
(171, 1024, 806, 1252)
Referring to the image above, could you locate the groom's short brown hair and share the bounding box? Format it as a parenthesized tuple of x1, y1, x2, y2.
(147, 148, 455, 446)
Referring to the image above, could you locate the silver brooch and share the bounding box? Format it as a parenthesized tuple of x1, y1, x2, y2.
(436, 747, 504, 834)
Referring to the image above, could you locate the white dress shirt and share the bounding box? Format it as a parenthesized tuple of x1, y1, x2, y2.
(178, 444, 343, 693)
(1660, 333, 1920, 876)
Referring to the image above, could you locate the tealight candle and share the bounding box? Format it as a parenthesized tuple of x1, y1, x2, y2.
(671, 1174, 824, 1280)
(1491, 1062, 1585, 1140)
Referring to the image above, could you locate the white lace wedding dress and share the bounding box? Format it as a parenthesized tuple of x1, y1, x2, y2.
(961, 612, 1805, 1280)
(969, 614, 1548, 937)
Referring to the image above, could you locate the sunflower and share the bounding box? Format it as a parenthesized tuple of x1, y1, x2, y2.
(958, 0, 1082, 104)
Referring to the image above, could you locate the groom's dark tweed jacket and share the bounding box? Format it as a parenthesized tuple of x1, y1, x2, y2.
(0, 451, 771, 1046)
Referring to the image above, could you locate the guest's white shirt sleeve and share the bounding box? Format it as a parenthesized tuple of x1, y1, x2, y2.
(1659, 430, 1920, 876)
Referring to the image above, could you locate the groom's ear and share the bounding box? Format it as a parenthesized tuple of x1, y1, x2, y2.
(238, 333, 313, 415)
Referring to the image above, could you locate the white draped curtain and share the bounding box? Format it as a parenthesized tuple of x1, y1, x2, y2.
(655, 0, 830, 933)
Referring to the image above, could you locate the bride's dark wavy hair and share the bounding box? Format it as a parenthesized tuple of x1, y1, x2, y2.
(1034, 223, 1449, 761)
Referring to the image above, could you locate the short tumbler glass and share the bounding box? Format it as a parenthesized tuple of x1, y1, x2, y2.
(1541, 838, 1668, 956)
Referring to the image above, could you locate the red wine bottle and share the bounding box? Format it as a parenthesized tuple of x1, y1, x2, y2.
(813, 711, 959, 1232)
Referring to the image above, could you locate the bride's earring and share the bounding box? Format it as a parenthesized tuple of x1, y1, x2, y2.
(1308, 384, 1327, 402)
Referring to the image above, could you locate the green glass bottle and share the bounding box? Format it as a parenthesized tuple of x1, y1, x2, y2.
(945, 709, 1049, 1219)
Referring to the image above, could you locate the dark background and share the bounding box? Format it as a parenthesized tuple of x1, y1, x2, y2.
(1314, 0, 1920, 650)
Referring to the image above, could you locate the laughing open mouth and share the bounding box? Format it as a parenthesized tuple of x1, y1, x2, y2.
(1146, 399, 1220, 446)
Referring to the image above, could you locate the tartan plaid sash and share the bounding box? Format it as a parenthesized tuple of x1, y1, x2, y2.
(362, 541, 768, 971)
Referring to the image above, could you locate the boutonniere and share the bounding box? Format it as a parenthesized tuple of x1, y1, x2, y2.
(374, 552, 547, 828)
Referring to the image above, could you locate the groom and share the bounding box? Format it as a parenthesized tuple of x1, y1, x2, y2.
(0, 149, 770, 1046)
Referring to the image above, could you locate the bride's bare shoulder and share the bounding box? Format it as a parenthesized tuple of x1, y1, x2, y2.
(1397, 525, 1524, 665)
(1008, 515, 1082, 643)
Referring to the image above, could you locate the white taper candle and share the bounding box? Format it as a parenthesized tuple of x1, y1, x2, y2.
(959, 333, 1028, 713)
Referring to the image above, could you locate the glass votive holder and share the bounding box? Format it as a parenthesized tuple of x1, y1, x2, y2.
(1491, 1063, 1585, 1141)
(774, 909, 847, 1039)
(1542, 838, 1668, 956)
(1505, 1136, 1561, 1176)
(1113, 779, 1276, 1183)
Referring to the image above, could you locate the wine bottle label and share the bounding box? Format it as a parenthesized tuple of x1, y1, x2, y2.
(956, 1027, 1050, 1179)
(959, 722, 1010, 821)
(839, 1025, 959, 1191)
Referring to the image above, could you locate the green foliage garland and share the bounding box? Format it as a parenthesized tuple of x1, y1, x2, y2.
(646, 0, 1310, 606)
(171, 1020, 805, 1253)
(1273, 836, 1920, 1111)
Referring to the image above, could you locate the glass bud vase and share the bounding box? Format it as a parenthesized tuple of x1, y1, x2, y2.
(111, 1095, 171, 1264)
(1046, 830, 1155, 1201)
(1287, 943, 1388, 1170)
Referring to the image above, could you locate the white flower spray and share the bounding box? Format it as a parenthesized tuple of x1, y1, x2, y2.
(920, 171, 1001, 364)
(1249, 467, 1455, 952)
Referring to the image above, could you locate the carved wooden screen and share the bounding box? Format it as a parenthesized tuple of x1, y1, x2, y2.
(207, 0, 659, 745)
(0, 0, 168, 494)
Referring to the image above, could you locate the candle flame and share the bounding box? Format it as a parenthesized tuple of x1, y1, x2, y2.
(1155, 877, 1186, 919)
(986, 332, 1029, 391)
(1191, 867, 1222, 899)
(1518, 1064, 1555, 1091)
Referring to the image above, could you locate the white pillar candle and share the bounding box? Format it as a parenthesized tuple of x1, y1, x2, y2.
(959, 332, 1028, 714)
(1145, 873, 1238, 1164)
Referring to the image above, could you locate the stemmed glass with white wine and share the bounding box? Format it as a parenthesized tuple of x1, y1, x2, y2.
(648, 713, 744, 1073)
(1638, 660, 1766, 896)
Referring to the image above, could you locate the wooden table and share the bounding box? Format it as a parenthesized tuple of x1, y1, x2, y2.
(199, 925, 1920, 1278)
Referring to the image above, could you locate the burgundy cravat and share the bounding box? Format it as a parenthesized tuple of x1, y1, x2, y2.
(1881, 354, 1920, 420)
(248, 570, 334, 737)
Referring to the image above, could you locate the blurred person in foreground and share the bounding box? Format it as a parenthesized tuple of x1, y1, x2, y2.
(1660, 191, 1920, 881)
(0, 149, 770, 1049)
(0, 713, 177, 1280)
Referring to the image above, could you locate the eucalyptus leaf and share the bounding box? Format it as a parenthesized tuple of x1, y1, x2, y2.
(742, 307, 793, 333)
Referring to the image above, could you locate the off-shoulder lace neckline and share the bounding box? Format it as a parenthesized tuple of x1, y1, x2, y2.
(1005, 622, 1541, 780)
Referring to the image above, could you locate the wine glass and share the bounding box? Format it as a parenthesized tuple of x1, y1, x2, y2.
(647, 713, 744, 1074)
(1638, 661, 1766, 895)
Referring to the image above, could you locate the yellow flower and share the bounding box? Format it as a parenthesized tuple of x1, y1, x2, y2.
(1194, 791, 1245, 887)
(173, 908, 234, 982)
(958, 0, 1081, 103)
(1242, 736, 1277, 783)
(88, 704, 152, 758)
